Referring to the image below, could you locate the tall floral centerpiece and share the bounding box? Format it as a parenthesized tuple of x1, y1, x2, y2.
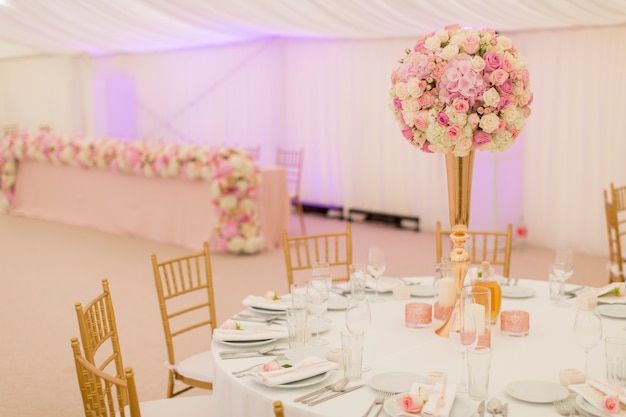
(389, 24, 532, 336)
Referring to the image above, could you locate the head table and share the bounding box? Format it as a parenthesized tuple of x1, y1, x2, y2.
(211, 278, 621, 417)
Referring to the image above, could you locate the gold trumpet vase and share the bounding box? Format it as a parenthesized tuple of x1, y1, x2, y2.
(435, 150, 475, 337)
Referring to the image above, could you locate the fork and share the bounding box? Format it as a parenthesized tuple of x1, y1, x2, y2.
(553, 398, 580, 416)
(362, 391, 391, 417)
(373, 392, 394, 417)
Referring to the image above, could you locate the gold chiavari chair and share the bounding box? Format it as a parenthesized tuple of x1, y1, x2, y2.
(282, 223, 352, 288)
(70, 338, 213, 417)
(435, 221, 513, 278)
(273, 400, 285, 417)
(74, 279, 125, 384)
(3, 124, 18, 135)
(604, 183, 626, 282)
(151, 242, 216, 398)
(244, 144, 261, 161)
(276, 147, 306, 234)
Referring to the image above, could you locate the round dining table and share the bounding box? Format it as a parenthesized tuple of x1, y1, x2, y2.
(211, 278, 624, 417)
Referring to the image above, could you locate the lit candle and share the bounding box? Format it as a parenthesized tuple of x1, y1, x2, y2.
(438, 277, 456, 307)
(465, 302, 485, 336)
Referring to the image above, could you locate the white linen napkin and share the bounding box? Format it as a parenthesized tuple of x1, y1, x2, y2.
(595, 283, 626, 304)
(365, 276, 395, 292)
(213, 326, 288, 341)
(242, 295, 291, 311)
(589, 379, 626, 406)
(407, 381, 457, 417)
(247, 356, 339, 387)
(569, 382, 626, 415)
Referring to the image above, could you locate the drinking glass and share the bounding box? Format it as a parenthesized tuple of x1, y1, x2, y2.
(574, 304, 603, 378)
(345, 297, 372, 372)
(306, 277, 329, 346)
(367, 247, 387, 303)
(550, 248, 574, 307)
(349, 264, 368, 301)
(449, 306, 478, 393)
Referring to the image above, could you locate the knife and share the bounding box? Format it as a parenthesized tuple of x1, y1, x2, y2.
(219, 347, 287, 355)
(306, 384, 366, 406)
(293, 381, 339, 402)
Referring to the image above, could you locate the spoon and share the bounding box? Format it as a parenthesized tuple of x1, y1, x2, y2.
(487, 398, 502, 417)
(501, 402, 508, 417)
(301, 378, 350, 404)
(477, 400, 485, 417)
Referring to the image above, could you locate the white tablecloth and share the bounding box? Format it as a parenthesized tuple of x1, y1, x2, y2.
(211, 279, 621, 416)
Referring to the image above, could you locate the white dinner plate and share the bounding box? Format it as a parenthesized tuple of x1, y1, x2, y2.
(368, 372, 424, 393)
(501, 286, 536, 299)
(410, 285, 436, 297)
(253, 370, 332, 389)
(250, 305, 287, 315)
(505, 380, 569, 403)
(383, 393, 473, 417)
(598, 304, 626, 318)
(219, 338, 278, 347)
(575, 394, 614, 417)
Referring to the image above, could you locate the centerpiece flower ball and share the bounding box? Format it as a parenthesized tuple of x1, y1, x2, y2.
(390, 24, 533, 157)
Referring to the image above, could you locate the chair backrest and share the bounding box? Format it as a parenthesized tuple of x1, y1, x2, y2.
(75, 279, 125, 382)
(605, 187, 626, 281)
(282, 223, 352, 287)
(435, 221, 513, 278)
(151, 242, 217, 369)
(71, 337, 141, 417)
(273, 400, 285, 417)
(608, 182, 626, 212)
(275, 148, 304, 199)
(244, 145, 261, 161)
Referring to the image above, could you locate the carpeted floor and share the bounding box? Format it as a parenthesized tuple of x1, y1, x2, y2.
(0, 212, 609, 417)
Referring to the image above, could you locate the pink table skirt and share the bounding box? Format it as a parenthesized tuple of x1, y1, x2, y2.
(9, 160, 290, 251)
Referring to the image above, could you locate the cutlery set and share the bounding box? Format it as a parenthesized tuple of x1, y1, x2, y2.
(362, 390, 394, 417)
(293, 378, 366, 406)
(219, 345, 287, 359)
(231, 312, 286, 324)
(477, 398, 509, 417)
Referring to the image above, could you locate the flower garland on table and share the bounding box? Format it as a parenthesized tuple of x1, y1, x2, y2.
(389, 24, 532, 156)
(0, 132, 264, 255)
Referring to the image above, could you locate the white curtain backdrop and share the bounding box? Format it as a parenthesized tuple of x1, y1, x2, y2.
(1, 24, 625, 258)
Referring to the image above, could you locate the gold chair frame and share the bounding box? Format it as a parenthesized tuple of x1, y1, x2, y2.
(151, 241, 216, 397)
(75, 279, 125, 384)
(273, 400, 285, 417)
(71, 337, 140, 417)
(436, 221, 513, 277)
(282, 223, 352, 288)
(276, 147, 306, 234)
(604, 182, 626, 282)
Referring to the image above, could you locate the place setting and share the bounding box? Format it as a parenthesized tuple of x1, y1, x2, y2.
(213, 319, 289, 349)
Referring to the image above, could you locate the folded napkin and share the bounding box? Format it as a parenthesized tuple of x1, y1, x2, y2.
(401, 276, 433, 285)
(213, 326, 288, 342)
(589, 379, 626, 406)
(247, 356, 339, 387)
(569, 382, 626, 415)
(242, 295, 291, 311)
(404, 381, 456, 417)
(595, 283, 626, 304)
(365, 277, 395, 292)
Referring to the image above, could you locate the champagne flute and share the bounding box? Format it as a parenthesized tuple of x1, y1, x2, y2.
(551, 248, 574, 307)
(449, 306, 478, 393)
(367, 247, 387, 303)
(306, 277, 329, 346)
(573, 300, 603, 378)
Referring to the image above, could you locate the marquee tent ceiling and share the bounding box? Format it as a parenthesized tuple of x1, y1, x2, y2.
(1, 0, 626, 59)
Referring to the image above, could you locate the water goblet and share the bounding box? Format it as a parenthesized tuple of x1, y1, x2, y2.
(349, 263, 368, 301)
(306, 277, 329, 346)
(550, 248, 574, 307)
(367, 247, 387, 303)
(345, 297, 372, 372)
(573, 298, 603, 378)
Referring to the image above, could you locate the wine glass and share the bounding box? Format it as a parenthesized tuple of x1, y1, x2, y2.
(551, 248, 574, 307)
(306, 277, 330, 346)
(449, 306, 478, 393)
(345, 297, 372, 372)
(367, 247, 387, 303)
(573, 300, 603, 378)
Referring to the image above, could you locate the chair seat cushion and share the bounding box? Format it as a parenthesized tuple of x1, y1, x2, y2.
(123, 394, 213, 417)
(176, 351, 214, 383)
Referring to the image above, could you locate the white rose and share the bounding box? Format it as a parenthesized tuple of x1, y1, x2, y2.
(200, 165, 212, 180)
(227, 236, 245, 253)
(497, 35, 513, 51)
(406, 79, 423, 98)
(424, 35, 441, 51)
(491, 130, 514, 151)
(435, 29, 449, 43)
(244, 237, 265, 254)
(403, 97, 420, 112)
(470, 56, 485, 71)
(518, 90, 531, 107)
(439, 44, 459, 61)
(239, 198, 257, 211)
(236, 179, 248, 193)
(502, 106, 521, 124)
(478, 113, 500, 133)
(219, 194, 237, 211)
(482, 88, 501, 108)
(514, 53, 527, 70)
(452, 138, 473, 157)
(395, 82, 409, 100)
(402, 111, 417, 127)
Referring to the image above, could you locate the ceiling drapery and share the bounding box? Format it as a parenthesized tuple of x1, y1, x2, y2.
(1, 0, 626, 59)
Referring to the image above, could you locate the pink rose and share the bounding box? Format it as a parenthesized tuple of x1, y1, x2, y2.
(414, 111, 429, 131)
(393, 96, 403, 110)
(417, 93, 434, 108)
(483, 51, 503, 71)
(420, 141, 433, 153)
(498, 79, 513, 94)
(473, 130, 491, 146)
(221, 321, 238, 330)
(436, 111, 449, 126)
(446, 125, 462, 139)
(262, 361, 281, 372)
(462, 36, 480, 54)
(490, 69, 509, 85)
(452, 98, 469, 113)
(468, 113, 480, 128)
(502, 58, 514, 72)
(397, 394, 423, 414)
(402, 127, 414, 140)
(602, 395, 620, 414)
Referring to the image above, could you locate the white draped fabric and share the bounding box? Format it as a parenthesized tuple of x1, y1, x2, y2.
(1, 5, 625, 258)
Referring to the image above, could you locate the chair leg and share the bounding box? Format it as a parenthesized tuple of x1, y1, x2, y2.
(167, 370, 176, 398)
(294, 198, 306, 234)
